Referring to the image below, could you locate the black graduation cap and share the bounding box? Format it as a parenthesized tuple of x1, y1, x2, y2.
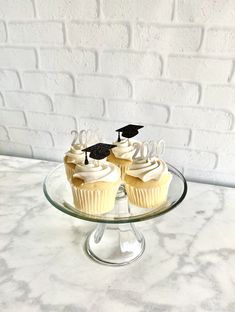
(82, 143, 116, 164)
(116, 124, 144, 141)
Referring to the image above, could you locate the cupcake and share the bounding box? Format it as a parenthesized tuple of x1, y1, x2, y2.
(71, 161, 121, 214)
(124, 157, 172, 209)
(64, 143, 85, 181)
(64, 129, 101, 181)
(107, 138, 136, 180)
(107, 124, 144, 180)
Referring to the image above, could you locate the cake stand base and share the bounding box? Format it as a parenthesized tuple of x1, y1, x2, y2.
(85, 223, 145, 266)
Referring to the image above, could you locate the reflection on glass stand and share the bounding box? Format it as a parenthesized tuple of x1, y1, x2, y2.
(43, 164, 187, 266)
(85, 186, 145, 266)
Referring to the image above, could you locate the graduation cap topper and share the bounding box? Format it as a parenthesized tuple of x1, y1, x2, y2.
(116, 124, 144, 142)
(82, 143, 116, 164)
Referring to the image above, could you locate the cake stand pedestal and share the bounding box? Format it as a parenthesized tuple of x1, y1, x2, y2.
(43, 164, 187, 266)
(85, 223, 145, 266)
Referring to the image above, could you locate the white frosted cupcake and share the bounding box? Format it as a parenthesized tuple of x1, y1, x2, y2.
(64, 143, 85, 181)
(124, 157, 172, 209)
(107, 139, 137, 180)
(64, 129, 102, 181)
(71, 161, 121, 214)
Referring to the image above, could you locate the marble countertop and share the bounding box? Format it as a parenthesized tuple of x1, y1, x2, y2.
(1, 155, 235, 312)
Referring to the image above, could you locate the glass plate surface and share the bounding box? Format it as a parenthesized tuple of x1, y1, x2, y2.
(43, 163, 187, 224)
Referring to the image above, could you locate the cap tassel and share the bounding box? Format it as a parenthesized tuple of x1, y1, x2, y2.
(117, 132, 121, 142)
(84, 152, 89, 165)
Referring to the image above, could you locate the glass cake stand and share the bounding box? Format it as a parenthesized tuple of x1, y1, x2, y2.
(43, 164, 187, 266)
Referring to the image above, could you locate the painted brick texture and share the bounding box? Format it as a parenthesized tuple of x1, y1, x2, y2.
(9, 22, 64, 46)
(103, 0, 173, 22)
(37, 0, 98, 19)
(0, 22, 6, 42)
(0, 0, 234, 186)
(68, 23, 129, 48)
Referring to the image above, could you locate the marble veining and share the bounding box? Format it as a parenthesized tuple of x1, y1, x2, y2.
(0, 155, 235, 312)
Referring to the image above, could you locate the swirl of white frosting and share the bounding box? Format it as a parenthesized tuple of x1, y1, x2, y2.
(73, 162, 120, 183)
(65, 143, 85, 164)
(126, 157, 168, 182)
(112, 139, 136, 161)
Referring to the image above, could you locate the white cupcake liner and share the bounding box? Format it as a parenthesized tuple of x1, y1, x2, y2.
(71, 184, 119, 214)
(125, 180, 171, 209)
(118, 163, 130, 181)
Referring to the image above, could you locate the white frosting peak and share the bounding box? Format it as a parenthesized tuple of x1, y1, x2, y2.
(112, 139, 136, 161)
(126, 157, 169, 182)
(65, 143, 85, 164)
(73, 162, 120, 183)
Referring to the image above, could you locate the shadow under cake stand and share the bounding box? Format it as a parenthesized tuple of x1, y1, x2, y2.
(43, 164, 187, 266)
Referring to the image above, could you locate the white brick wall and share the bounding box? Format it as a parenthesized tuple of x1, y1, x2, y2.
(205, 28, 235, 54)
(5, 91, 53, 112)
(100, 51, 162, 77)
(177, 0, 235, 24)
(0, 22, 6, 42)
(40, 48, 96, 73)
(0, 48, 37, 70)
(9, 22, 64, 46)
(134, 79, 199, 105)
(0, 94, 4, 107)
(171, 107, 233, 131)
(167, 56, 232, 83)
(134, 25, 202, 53)
(102, 0, 173, 22)
(0, 109, 26, 127)
(68, 22, 130, 48)
(22, 72, 74, 94)
(0, 126, 8, 141)
(0, 0, 235, 186)
(76, 75, 131, 98)
(37, 0, 98, 20)
(0, 70, 20, 90)
(0, 0, 35, 19)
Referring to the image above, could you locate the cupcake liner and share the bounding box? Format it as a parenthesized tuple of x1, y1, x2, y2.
(71, 183, 120, 214)
(125, 179, 172, 209)
(118, 163, 131, 181)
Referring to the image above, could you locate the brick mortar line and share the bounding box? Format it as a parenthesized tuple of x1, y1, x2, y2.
(4, 19, 235, 29)
(62, 21, 67, 46)
(196, 27, 205, 52)
(168, 53, 235, 60)
(228, 60, 235, 83)
(166, 145, 219, 155)
(97, 0, 102, 20)
(7, 44, 235, 59)
(95, 49, 102, 73)
(171, 0, 177, 21)
(102, 99, 108, 118)
(187, 128, 193, 146)
(128, 22, 134, 49)
(23, 111, 28, 127)
(15, 70, 23, 89)
(49, 131, 55, 147)
(0, 92, 6, 107)
(35, 48, 40, 69)
(0, 125, 10, 141)
(31, 0, 38, 18)
(196, 84, 203, 106)
(2, 21, 8, 43)
(170, 104, 234, 112)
